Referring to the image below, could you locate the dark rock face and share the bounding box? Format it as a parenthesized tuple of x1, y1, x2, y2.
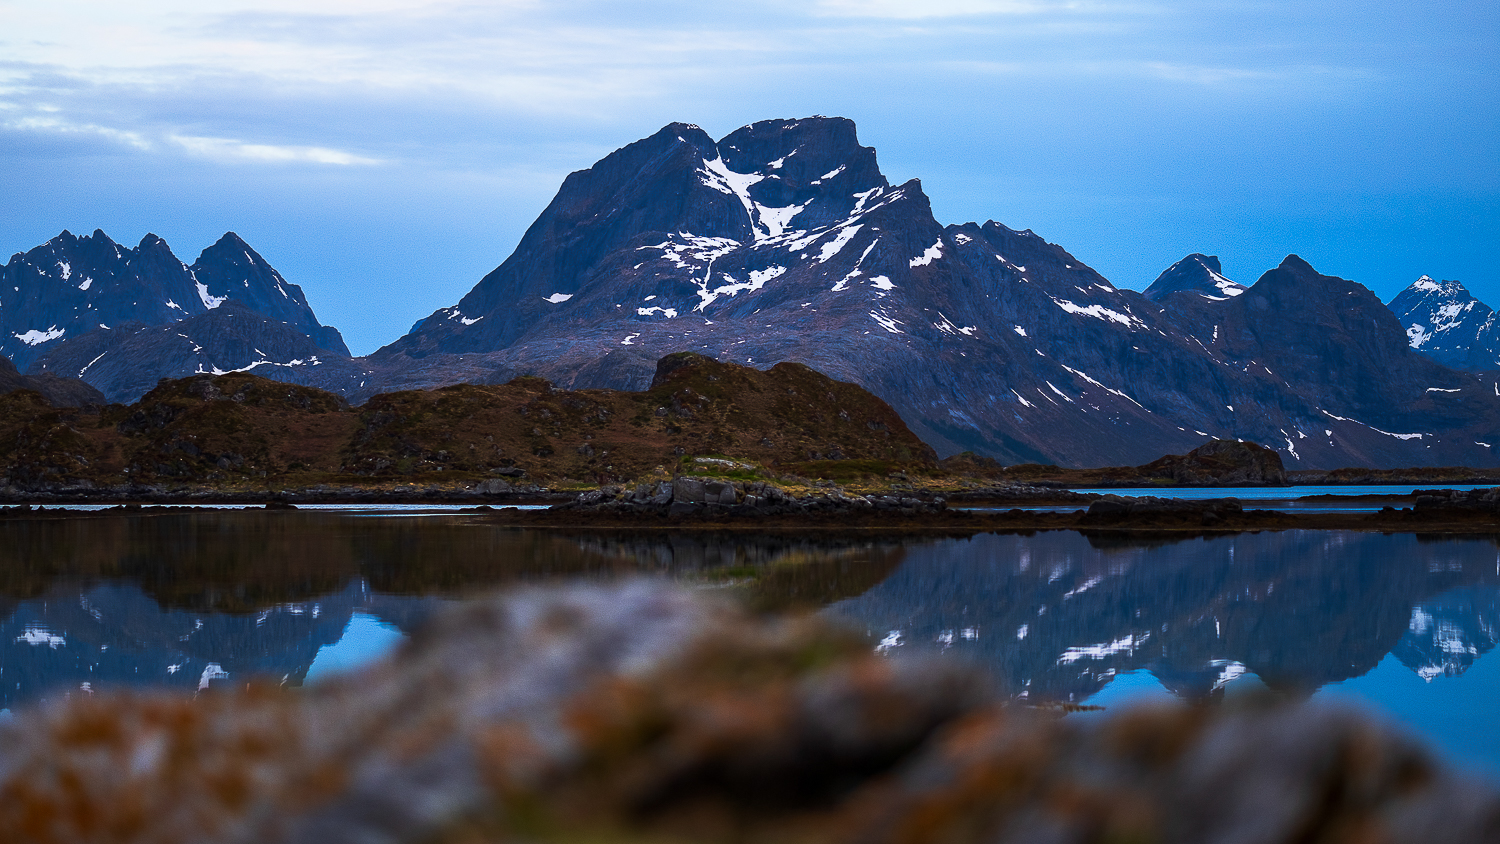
(1389, 276, 1500, 372)
(354, 119, 1500, 469)
(1412, 486, 1500, 514)
(0, 229, 200, 370)
(1137, 439, 1287, 485)
(1, 230, 354, 398)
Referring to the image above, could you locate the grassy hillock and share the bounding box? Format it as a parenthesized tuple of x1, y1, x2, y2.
(0, 353, 937, 494)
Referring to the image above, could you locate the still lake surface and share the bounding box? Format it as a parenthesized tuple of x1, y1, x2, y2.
(2, 510, 1497, 779)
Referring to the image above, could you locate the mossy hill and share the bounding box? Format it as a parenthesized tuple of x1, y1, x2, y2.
(938, 439, 1287, 488)
(0, 352, 936, 494)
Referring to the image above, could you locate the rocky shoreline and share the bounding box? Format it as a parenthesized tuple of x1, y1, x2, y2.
(4, 475, 1500, 535)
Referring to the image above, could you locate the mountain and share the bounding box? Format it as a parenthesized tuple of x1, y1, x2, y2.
(1144, 254, 1246, 302)
(188, 233, 349, 355)
(1388, 276, 1500, 372)
(353, 117, 1500, 468)
(1, 230, 351, 397)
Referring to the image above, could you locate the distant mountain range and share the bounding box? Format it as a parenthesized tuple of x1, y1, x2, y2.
(5, 117, 1497, 469)
(2, 230, 354, 398)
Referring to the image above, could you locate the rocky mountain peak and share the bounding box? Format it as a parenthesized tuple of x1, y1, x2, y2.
(189, 232, 349, 355)
(1388, 275, 1499, 371)
(1243, 255, 1374, 308)
(378, 116, 922, 358)
(716, 117, 888, 230)
(1145, 253, 1245, 302)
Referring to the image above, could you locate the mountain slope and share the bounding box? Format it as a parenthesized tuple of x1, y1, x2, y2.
(0, 354, 105, 407)
(27, 302, 366, 404)
(1151, 255, 1500, 466)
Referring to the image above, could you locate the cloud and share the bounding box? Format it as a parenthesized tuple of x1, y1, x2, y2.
(170, 135, 381, 165)
(812, 0, 1113, 18)
(4, 113, 152, 150)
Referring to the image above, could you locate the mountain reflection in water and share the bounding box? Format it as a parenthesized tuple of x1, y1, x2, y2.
(0, 512, 906, 709)
(4, 514, 1500, 771)
(823, 531, 1500, 702)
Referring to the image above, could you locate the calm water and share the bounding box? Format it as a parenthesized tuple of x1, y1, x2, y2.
(963, 484, 1498, 513)
(1070, 485, 1494, 499)
(3, 512, 1498, 778)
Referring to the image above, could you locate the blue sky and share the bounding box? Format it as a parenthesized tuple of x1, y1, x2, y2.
(2, 0, 1496, 355)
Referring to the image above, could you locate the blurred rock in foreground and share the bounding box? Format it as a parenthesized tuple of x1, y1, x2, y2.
(0, 582, 1496, 843)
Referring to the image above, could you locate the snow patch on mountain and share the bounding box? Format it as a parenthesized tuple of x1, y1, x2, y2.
(15, 327, 65, 346)
(933, 313, 976, 336)
(1205, 266, 1243, 299)
(909, 239, 943, 267)
(755, 202, 806, 238)
(195, 281, 227, 310)
(1060, 364, 1144, 408)
(1320, 409, 1424, 440)
(1057, 633, 1148, 664)
(816, 225, 864, 263)
(1050, 298, 1143, 329)
(869, 310, 903, 334)
(699, 156, 762, 219)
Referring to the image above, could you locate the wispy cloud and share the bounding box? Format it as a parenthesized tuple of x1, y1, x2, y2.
(813, 0, 1092, 17)
(170, 135, 381, 165)
(4, 113, 152, 150)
